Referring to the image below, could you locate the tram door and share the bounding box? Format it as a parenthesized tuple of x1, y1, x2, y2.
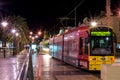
(79, 37, 88, 68)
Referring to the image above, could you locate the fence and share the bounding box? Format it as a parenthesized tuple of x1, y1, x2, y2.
(16, 50, 34, 80)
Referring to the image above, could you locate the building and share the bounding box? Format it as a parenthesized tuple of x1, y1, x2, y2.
(98, 16, 120, 42)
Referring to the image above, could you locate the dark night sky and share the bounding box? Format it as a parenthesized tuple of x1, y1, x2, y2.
(0, 0, 120, 32)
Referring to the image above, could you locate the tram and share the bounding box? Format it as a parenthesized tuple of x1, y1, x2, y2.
(49, 23, 116, 71)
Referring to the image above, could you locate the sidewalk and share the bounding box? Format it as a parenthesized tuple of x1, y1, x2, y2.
(115, 58, 120, 62)
(0, 51, 119, 80)
(0, 49, 34, 80)
(0, 54, 26, 80)
(33, 52, 101, 80)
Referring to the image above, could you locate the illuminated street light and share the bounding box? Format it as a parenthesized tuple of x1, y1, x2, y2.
(29, 31, 42, 43)
(30, 31, 33, 35)
(29, 30, 42, 53)
(35, 35, 38, 38)
(38, 31, 42, 35)
(1, 21, 8, 28)
(29, 35, 32, 38)
(15, 32, 19, 36)
(1, 21, 8, 58)
(12, 29, 16, 33)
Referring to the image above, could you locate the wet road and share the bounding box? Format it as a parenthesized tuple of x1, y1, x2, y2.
(32, 53, 100, 80)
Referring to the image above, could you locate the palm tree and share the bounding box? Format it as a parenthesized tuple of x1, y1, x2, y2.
(0, 15, 31, 53)
(97, 11, 106, 19)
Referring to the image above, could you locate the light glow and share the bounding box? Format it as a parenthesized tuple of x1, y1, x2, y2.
(1, 21, 8, 27)
(91, 21, 97, 27)
(30, 32, 33, 35)
(15, 33, 19, 36)
(38, 31, 41, 35)
(12, 29, 16, 33)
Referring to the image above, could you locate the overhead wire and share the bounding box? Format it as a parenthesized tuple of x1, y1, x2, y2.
(65, 0, 86, 17)
(58, 0, 86, 27)
(53, 0, 86, 35)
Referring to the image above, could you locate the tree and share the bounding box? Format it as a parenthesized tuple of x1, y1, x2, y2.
(97, 11, 106, 19)
(43, 30, 49, 40)
(1, 15, 31, 53)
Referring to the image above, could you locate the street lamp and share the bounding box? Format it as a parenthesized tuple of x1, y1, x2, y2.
(15, 32, 19, 36)
(1, 21, 8, 28)
(38, 31, 42, 35)
(1, 21, 8, 58)
(29, 31, 42, 43)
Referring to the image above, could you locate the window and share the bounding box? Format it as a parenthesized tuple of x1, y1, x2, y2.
(80, 37, 83, 55)
(85, 38, 88, 54)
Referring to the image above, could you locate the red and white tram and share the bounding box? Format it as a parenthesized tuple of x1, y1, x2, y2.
(49, 24, 116, 71)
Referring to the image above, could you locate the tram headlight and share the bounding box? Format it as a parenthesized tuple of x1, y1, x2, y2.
(110, 57, 115, 61)
(90, 21, 97, 27)
(89, 58, 96, 61)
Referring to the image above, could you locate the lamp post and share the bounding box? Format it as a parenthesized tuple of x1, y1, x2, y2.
(1, 21, 8, 58)
(11, 29, 16, 56)
(15, 32, 19, 54)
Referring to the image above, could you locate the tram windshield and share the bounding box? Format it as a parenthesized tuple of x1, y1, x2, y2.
(90, 36, 113, 55)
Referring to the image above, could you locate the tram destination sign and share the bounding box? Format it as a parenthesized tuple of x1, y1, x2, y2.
(91, 31, 111, 36)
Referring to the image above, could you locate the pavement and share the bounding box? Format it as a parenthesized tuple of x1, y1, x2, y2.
(115, 52, 120, 62)
(33, 52, 101, 80)
(0, 54, 26, 80)
(0, 51, 120, 80)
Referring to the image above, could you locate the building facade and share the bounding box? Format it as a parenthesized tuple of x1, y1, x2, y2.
(98, 16, 120, 42)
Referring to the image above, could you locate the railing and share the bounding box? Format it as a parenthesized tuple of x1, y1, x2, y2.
(16, 50, 34, 80)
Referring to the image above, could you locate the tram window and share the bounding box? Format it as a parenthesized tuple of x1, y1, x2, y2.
(80, 37, 83, 47)
(80, 37, 83, 55)
(85, 38, 88, 54)
(91, 37, 113, 55)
